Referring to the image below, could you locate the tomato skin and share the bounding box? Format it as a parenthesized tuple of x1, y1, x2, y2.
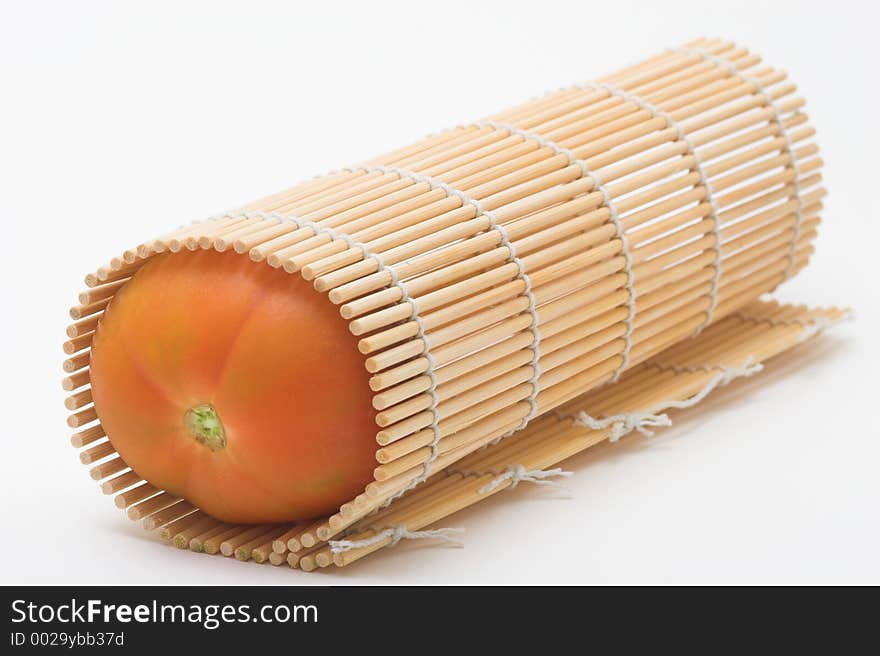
(89, 249, 377, 523)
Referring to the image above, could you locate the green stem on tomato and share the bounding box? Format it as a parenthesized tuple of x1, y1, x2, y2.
(184, 403, 226, 451)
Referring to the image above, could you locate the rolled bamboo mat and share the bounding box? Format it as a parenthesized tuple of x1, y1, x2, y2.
(63, 37, 841, 570)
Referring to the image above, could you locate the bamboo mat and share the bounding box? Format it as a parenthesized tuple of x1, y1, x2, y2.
(70, 299, 848, 569)
(62, 37, 844, 570)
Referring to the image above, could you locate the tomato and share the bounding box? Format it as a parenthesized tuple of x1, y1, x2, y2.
(89, 249, 377, 523)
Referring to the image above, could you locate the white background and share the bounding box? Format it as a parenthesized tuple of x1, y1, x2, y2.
(1, 0, 877, 585)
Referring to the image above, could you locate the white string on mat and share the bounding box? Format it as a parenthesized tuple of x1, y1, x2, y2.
(338, 164, 543, 501)
(575, 81, 724, 335)
(479, 464, 572, 495)
(558, 358, 763, 442)
(459, 120, 637, 382)
(573, 411, 672, 442)
(448, 464, 572, 495)
(328, 525, 464, 554)
(670, 46, 806, 281)
(466, 121, 582, 161)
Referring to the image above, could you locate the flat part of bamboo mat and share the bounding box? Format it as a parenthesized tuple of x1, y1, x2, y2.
(321, 299, 851, 569)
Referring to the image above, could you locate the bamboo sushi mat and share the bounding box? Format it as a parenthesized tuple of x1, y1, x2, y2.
(62, 37, 849, 570)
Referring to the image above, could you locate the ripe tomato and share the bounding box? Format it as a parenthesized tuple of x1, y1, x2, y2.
(89, 249, 377, 523)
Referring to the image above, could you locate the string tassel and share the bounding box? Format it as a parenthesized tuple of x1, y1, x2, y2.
(478, 464, 573, 495)
(329, 525, 464, 554)
(565, 358, 764, 442)
(573, 411, 672, 442)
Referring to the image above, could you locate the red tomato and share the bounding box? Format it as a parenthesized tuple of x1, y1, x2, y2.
(89, 249, 377, 523)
